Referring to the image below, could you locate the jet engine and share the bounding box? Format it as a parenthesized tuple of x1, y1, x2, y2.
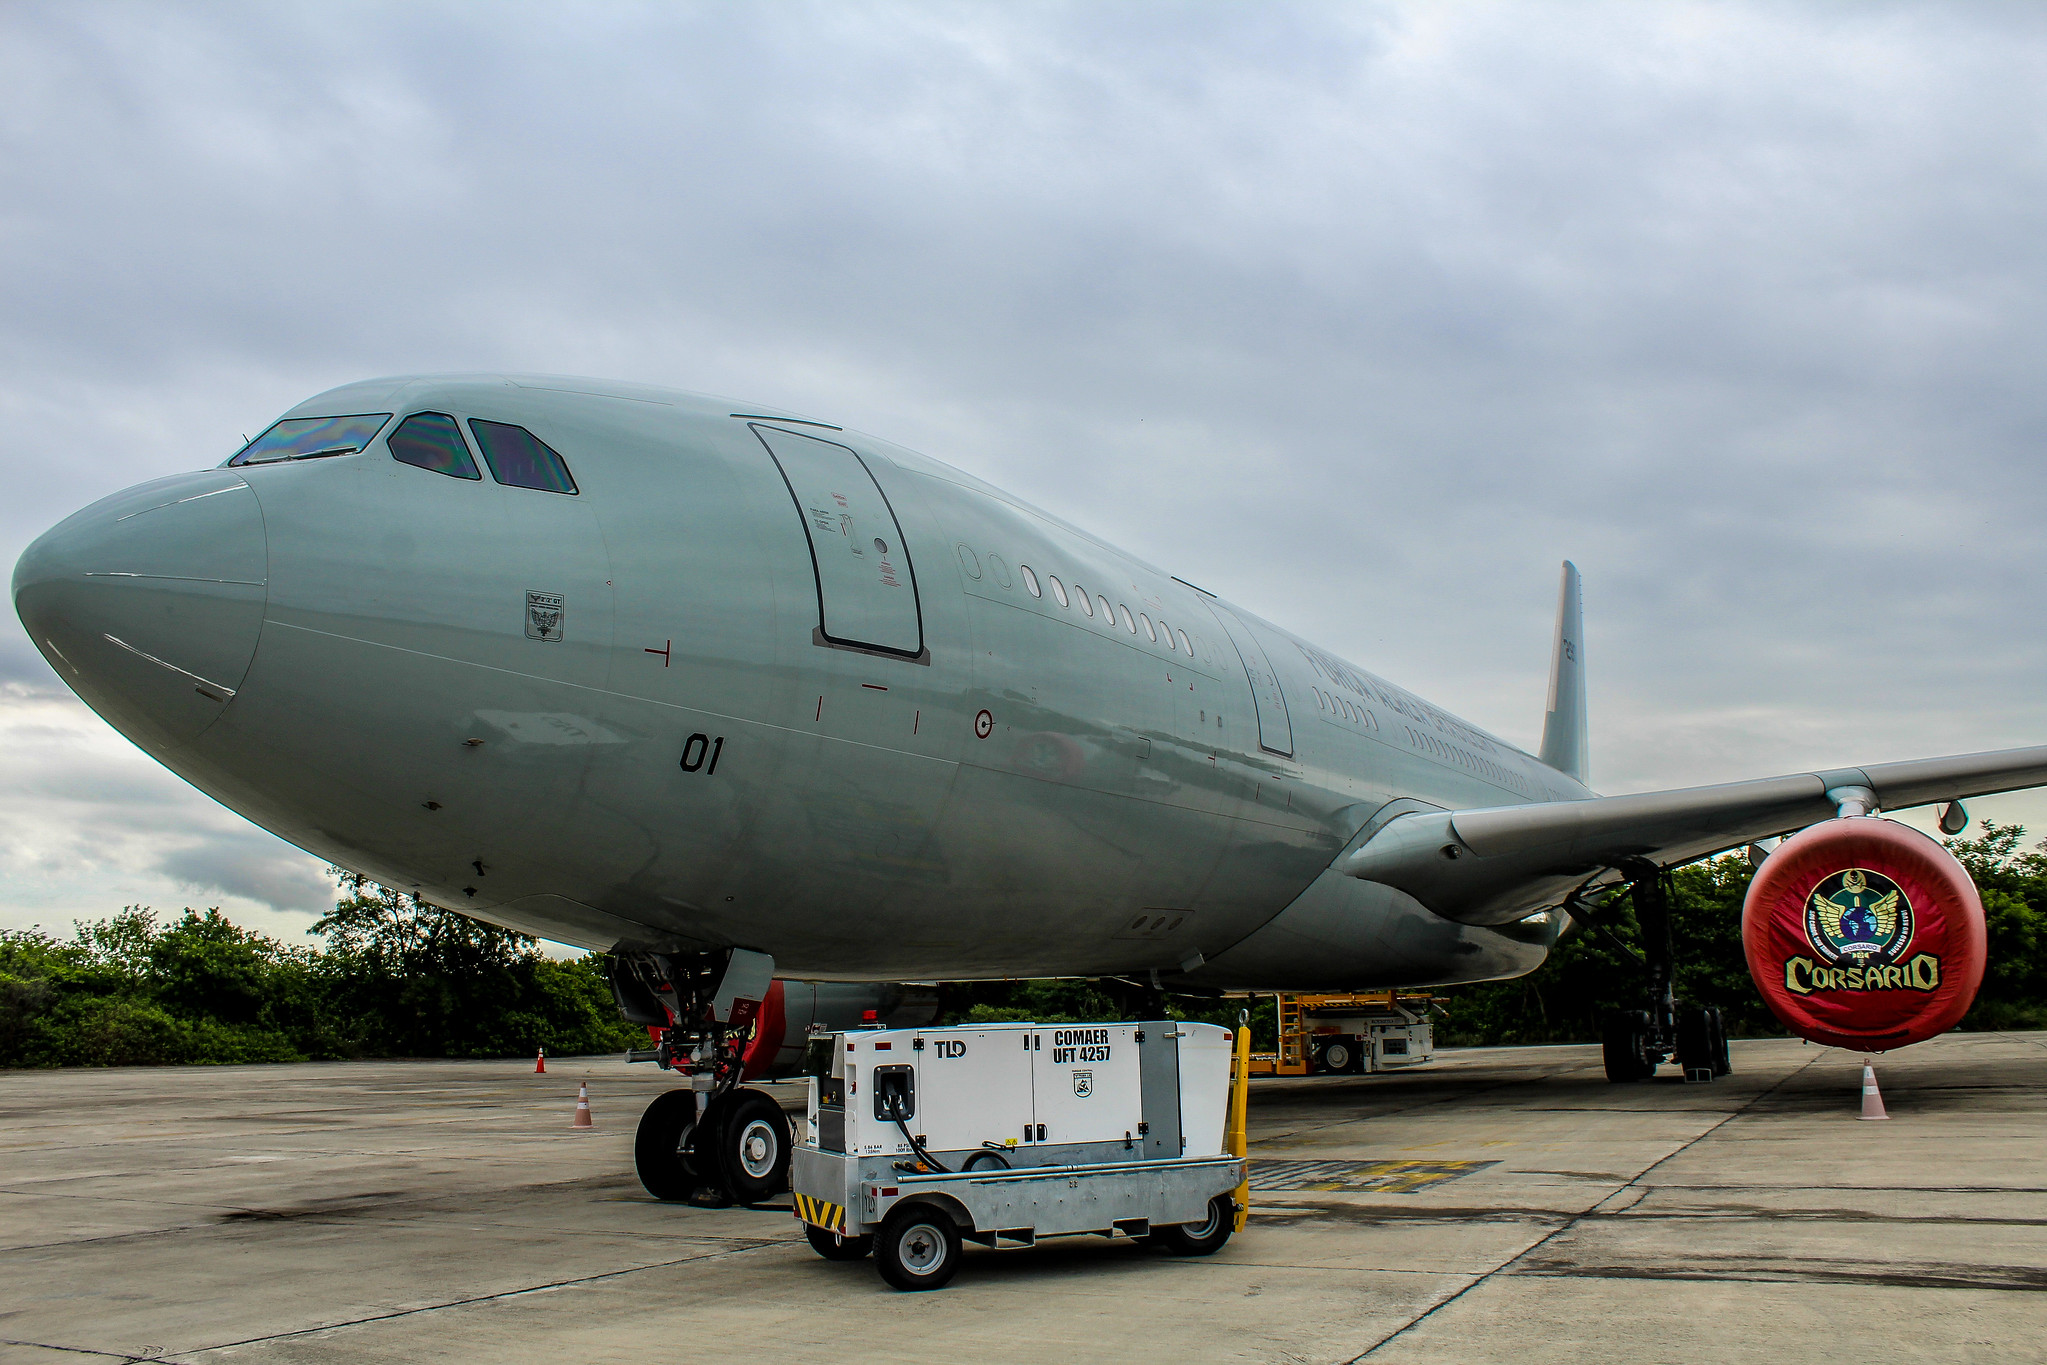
(1742, 818, 1986, 1052)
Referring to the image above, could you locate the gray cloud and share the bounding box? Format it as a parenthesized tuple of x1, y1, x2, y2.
(152, 839, 336, 918)
(0, 683, 338, 935)
(6, 0, 2047, 914)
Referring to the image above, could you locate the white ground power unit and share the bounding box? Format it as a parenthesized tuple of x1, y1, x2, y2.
(792, 1019, 1245, 1290)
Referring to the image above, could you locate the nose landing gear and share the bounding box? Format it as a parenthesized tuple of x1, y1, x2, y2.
(610, 947, 792, 1204)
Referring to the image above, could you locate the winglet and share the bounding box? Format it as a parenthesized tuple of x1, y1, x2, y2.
(1538, 560, 1588, 784)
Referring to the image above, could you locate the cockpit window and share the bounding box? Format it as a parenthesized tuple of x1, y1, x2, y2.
(469, 419, 578, 494)
(229, 413, 391, 466)
(388, 412, 480, 479)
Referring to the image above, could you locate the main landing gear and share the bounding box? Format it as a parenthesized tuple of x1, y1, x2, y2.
(1588, 866, 1732, 1084)
(609, 948, 793, 1204)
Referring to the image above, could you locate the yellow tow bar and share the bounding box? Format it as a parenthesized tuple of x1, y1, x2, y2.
(1228, 1017, 1252, 1232)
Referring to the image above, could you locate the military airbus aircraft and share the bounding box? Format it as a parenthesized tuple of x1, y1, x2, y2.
(16, 374, 2047, 1199)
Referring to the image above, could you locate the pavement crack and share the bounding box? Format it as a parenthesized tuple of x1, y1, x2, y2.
(1516, 1261, 2047, 1293)
(166, 1237, 785, 1358)
(0, 1339, 165, 1363)
(1343, 1051, 1823, 1362)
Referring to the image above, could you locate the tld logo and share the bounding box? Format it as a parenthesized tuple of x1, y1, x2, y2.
(934, 1039, 967, 1059)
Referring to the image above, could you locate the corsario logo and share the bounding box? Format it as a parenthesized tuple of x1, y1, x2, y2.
(1783, 867, 1940, 996)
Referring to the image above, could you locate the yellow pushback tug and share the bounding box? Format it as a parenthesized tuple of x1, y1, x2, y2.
(1243, 992, 1439, 1077)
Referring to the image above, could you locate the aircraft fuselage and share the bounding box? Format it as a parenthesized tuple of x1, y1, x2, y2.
(15, 375, 1589, 989)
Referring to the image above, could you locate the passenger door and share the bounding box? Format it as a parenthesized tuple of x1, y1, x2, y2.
(751, 423, 925, 660)
(1205, 602, 1294, 757)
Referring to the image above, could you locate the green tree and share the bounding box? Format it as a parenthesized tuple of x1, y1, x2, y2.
(150, 908, 273, 1025)
(0, 876, 640, 1068)
(311, 870, 639, 1058)
(1942, 821, 2047, 1029)
(1435, 855, 1778, 1045)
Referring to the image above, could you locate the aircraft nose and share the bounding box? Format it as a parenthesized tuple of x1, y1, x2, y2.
(13, 470, 267, 743)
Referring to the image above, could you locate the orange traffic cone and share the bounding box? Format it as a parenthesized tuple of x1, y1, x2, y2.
(1858, 1060, 1889, 1121)
(534, 1048, 546, 1074)
(571, 1081, 594, 1129)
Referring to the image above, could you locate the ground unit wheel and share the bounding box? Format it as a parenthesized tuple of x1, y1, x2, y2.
(803, 1222, 873, 1261)
(875, 1204, 963, 1291)
(635, 1089, 709, 1201)
(718, 1088, 792, 1202)
(1601, 1010, 1656, 1083)
(1149, 1195, 1234, 1256)
(1317, 1038, 1359, 1074)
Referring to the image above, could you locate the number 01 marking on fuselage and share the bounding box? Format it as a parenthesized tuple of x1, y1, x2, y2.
(680, 733, 724, 774)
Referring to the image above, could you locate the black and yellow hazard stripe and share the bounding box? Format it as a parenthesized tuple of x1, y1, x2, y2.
(792, 1192, 847, 1233)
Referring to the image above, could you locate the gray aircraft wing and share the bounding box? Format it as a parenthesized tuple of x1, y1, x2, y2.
(1342, 744, 2047, 925)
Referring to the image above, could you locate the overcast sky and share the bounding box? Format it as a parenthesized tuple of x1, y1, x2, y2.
(5, 1, 2046, 946)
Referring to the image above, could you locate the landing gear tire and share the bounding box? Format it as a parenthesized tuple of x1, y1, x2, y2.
(635, 1089, 712, 1201)
(716, 1088, 792, 1202)
(1709, 1006, 1732, 1076)
(1601, 1010, 1657, 1083)
(875, 1204, 964, 1291)
(803, 1222, 874, 1261)
(1317, 1039, 1359, 1075)
(1675, 1007, 1716, 1079)
(1149, 1195, 1236, 1256)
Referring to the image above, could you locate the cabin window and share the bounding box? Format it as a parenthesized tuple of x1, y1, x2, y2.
(1177, 629, 1193, 656)
(1021, 564, 1042, 597)
(1073, 584, 1094, 616)
(986, 553, 1013, 589)
(1139, 613, 1156, 642)
(1098, 594, 1114, 623)
(470, 419, 578, 494)
(387, 412, 480, 479)
(1047, 574, 1069, 607)
(1118, 604, 1136, 633)
(230, 413, 391, 466)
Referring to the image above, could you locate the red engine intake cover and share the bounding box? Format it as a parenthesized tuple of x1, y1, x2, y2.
(739, 979, 788, 1080)
(1742, 817, 1986, 1052)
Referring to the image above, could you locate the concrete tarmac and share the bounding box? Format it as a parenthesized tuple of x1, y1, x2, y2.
(2, 1032, 2043, 1364)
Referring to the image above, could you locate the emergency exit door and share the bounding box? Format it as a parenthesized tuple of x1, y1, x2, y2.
(752, 424, 925, 660)
(1207, 602, 1294, 757)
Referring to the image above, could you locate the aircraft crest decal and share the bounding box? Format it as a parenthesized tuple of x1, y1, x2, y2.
(1805, 867, 1913, 965)
(1784, 866, 1939, 996)
(525, 591, 565, 641)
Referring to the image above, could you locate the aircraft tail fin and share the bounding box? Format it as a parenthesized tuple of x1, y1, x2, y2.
(1538, 560, 1588, 785)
